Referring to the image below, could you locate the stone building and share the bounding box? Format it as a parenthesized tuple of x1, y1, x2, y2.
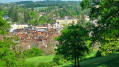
(56, 17, 78, 27)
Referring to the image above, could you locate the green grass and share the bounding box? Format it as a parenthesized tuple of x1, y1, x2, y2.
(25, 54, 119, 67)
(53, 62, 72, 67)
(25, 55, 54, 66)
(58, 53, 119, 67)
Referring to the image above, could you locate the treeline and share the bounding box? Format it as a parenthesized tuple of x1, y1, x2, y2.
(7, 7, 55, 25)
(1, 1, 81, 25)
(15, 1, 81, 8)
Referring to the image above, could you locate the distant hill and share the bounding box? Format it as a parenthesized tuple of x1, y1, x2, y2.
(15, 1, 33, 4)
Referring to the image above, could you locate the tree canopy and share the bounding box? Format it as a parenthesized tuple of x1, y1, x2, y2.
(81, 0, 119, 56)
(0, 11, 17, 66)
(81, 0, 119, 43)
(56, 24, 90, 67)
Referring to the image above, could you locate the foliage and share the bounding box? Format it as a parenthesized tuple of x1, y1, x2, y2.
(24, 10, 29, 22)
(59, 53, 119, 67)
(39, 16, 47, 24)
(56, 24, 90, 67)
(25, 55, 54, 67)
(23, 47, 43, 58)
(0, 40, 16, 66)
(100, 41, 119, 56)
(26, 10, 39, 25)
(81, 0, 119, 43)
(49, 61, 58, 66)
(52, 55, 68, 66)
(91, 0, 119, 43)
(2, 1, 81, 25)
(0, 11, 18, 66)
(37, 62, 52, 67)
(81, 0, 119, 56)
(0, 12, 10, 35)
(8, 7, 19, 22)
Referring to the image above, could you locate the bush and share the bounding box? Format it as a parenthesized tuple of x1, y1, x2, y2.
(49, 61, 58, 66)
(100, 42, 118, 56)
(37, 62, 52, 67)
(52, 55, 68, 66)
(23, 47, 43, 58)
(16, 60, 28, 67)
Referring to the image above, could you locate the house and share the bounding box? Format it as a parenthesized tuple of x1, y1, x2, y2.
(13, 29, 26, 34)
(8, 23, 60, 50)
(39, 12, 46, 17)
(51, 22, 61, 33)
(10, 24, 29, 32)
(37, 31, 48, 41)
(35, 25, 48, 29)
(24, 26, 35, 30)
(48, 28, 56, 34)
(3, 16, 9, 20)
(56, 16, 78, 27)
(35, 25, 49, 32)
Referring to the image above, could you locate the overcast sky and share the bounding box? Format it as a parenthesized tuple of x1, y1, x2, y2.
(0, 0, 82, 3)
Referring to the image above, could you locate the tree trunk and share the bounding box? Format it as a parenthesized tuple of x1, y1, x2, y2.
(77, 59, 81, 67)
(74, 57, 77, 67)
(77, 57, 80, 67)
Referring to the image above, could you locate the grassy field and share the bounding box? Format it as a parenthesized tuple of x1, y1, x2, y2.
(25, 55, 54, 66)
(56, 53, 119, 67)
(25, 54, 119, 67)
(80, 53, 119, 67)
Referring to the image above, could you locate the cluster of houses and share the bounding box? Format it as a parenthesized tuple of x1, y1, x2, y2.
(5, 14, 99, 50)
(9, 17, 78, 50)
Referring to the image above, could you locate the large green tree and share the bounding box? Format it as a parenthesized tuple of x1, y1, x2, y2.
(24, 10, 39, 25)
(8, 7, 19, 22)
(24, 10, 29, 22)
(81, 0, 119, 55)
(23, 47, 43, 58)
(0, 12, 17, 66)
(56, 24, 90, 67)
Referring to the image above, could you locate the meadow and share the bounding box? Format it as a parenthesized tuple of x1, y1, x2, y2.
(25, 53, 119, 67)
(25, 55, 54, 67)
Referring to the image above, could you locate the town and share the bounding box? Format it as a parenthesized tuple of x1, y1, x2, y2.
(7, 16, 78, 50)
(0, 0, 118, 67)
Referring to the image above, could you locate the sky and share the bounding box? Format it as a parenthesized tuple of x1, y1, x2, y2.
(0, 0, 82, 3)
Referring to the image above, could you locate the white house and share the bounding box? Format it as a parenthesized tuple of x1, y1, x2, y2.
(56, 17, 78, 27)
(52, 22, 60, 29)
(10, 24, 29, 32)
(51, 22, 61, 33)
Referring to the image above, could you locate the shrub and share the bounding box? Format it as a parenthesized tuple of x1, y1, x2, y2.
(16, 60, 28, 67)
(23, 47, 43, 58)
(100, 42, 118, 56)
(37, 62, 52, 67)
(49, 61, 58, 66)
(52, 55, 68, 65)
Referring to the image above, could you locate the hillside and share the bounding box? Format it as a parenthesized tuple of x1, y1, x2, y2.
(57, 53, 119, 67)
(25, 55, 54, 67)
(25, 54, 119, 67)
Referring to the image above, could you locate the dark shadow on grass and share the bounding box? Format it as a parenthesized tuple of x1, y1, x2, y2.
(81, 56, 119, 67)
(63, 54, 119, 67)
